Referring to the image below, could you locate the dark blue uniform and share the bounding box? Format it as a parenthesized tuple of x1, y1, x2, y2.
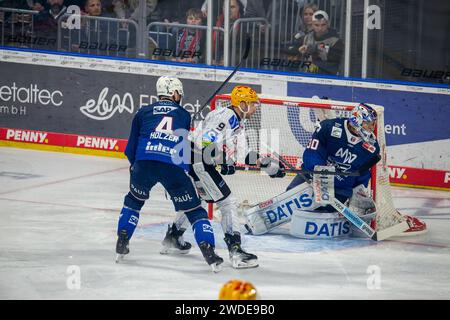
(117, 99, 215, 249)
(288, 118, 380, 202)
(125, 100, 190, 170)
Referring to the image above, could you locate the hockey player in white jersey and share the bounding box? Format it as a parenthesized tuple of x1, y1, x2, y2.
(160, 85, 286, 268)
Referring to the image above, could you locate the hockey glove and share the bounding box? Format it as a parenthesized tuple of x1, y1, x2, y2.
(260, 157, 286, 178)
(220, 164, 236, 175)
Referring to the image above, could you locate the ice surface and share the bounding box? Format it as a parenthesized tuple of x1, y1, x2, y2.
(0, 147, 449, 299)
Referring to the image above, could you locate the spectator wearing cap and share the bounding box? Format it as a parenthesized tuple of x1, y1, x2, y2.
(298, 10, 344, 75)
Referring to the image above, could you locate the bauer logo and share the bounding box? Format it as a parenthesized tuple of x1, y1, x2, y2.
(80, 87, 134, 120)
(265, 194, 313, 224)
(76, 136, 118, 150)
(6, 129, 48, 144)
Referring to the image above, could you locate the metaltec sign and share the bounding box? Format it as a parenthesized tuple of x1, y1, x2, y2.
(0, 62, 259, 139)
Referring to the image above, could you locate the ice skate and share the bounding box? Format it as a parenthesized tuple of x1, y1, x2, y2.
(115, 230, 129, 263)
(224, 233, 258, 269)
(198, 241, 224, 273)
(160, 224, 192, 255)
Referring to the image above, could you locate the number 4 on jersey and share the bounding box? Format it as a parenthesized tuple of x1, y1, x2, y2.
(156, 116, 173, 133)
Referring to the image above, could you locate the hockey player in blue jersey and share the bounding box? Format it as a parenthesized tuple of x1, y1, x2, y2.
(288, 103, 380, 202)
(115, 76, 224, 271)
(244, 103, 383, 238)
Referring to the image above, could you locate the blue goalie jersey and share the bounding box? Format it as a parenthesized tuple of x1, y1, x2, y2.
(125, 100, 191, 171)
(303, 117, 380, 198)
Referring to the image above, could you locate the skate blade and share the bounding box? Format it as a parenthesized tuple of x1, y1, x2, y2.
(232, 259, 259, 269)
(210, 263, 223, 273)
(160, 246, 191, 255)
(115, 254, 125, 263)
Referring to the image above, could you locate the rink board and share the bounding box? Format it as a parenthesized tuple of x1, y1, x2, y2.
(1, 127, 449, 190)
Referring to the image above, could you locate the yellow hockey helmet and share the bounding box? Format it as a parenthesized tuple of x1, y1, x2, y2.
(219, 279, 258, 300)
(230, 86, 259, 108)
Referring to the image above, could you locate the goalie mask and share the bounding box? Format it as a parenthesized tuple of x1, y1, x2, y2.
(156, 76, 184, 101)
(348, 103, 377, 145)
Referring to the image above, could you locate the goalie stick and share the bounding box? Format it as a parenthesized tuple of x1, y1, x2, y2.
(191, 34, 252, 125)
(259, 142, 408, 241)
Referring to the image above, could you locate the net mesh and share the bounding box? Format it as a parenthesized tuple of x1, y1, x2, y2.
(210, 94, 405, 231)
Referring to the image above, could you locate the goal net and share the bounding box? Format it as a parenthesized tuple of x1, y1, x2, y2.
(207, 94, 406, 232)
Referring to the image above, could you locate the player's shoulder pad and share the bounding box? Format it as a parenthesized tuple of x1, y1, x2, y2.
(228, 114, 239, 129)
(315, 118, 336, 133)
(222, 108, 239, 129)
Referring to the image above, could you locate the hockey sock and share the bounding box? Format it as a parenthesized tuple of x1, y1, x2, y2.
(117, 206, 140, 239)
(117, 193, 145, 239)
(186, 208, 215, 247)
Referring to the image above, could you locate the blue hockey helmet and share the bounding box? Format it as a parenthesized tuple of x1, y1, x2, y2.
(348, 103, 377, 145)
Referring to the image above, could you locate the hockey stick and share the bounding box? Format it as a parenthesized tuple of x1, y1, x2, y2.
(312, 166, 377, 239)
(191, 34, 252, 124)
(312, 168, 408, 241)
(258, 141, 363, 177)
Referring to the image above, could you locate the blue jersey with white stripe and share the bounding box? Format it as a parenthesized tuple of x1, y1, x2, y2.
(303, 118, 380, 198)
(125, 100, 191, 170)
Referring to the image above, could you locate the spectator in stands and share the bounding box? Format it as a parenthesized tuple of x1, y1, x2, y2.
(201, 0, 268, 19)
(297, 10, 344, 75)
(171, 8, 205, 64)
(34, 0, 67, 50)
(158, 0, 204, 24)
(65, 0, 132, 57)
(295, 3, 318, 40)
(213, 0, 244, 65)
(84, 0, 102, 16)
(111, 0, 160, 24)
(26, 1, 46, 11)
(280, 3, 318, 72)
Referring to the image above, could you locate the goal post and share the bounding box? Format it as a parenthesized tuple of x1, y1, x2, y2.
(205, 93, 423, 235)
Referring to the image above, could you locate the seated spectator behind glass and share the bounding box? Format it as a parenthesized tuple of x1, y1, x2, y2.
(295, 3, 318, 40)
(282, 3, 318, 69)
(171, 8, 205, 64)
(111, 0, 159, 24)
(298, 10, 343, 75)
(26, 0, 46, 11)
(67, 0, 131, 56)
(159, 0, 203, 24)
(213, 0, 244, 66)
(84, 0, 103, 16)
(34, 0, 67, 50)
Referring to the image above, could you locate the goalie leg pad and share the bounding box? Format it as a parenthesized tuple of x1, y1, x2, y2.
(244, 183, 317, 235)
(290, 210, 352, 239)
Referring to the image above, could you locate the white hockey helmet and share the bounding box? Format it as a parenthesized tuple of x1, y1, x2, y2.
(348, 103, 377, 145)
(156, 76, 184, 98)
